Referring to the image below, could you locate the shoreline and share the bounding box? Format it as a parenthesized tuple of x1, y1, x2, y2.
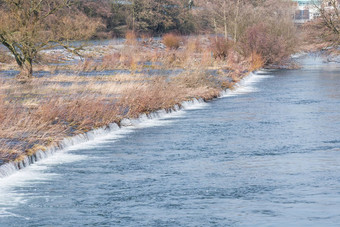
(0, 33, 299, 177)
(0, 99, 199, 178)
(0, 71, 254, 178)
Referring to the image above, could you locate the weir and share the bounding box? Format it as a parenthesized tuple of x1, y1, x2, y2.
(0, 72, 264, 179)
(0, 97, 209, 178)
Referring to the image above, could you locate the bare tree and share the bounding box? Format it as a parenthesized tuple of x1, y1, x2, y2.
(0, 0, 100, 79)
(234, 0, 240, 42)
(196, 0, 234, 39)
(309, 0, 340, 45)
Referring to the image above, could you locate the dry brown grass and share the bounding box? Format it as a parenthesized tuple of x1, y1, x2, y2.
(125, 30, 138, 46)
(0, 68, 236, 163)
(0, 35, 257, 165)
(0, 78, 123, 152)
(18, 35, 247, 73)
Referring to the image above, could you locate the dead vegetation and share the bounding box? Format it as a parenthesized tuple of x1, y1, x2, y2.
(0, 68, 236, 163)
(0, 34, 259, 164)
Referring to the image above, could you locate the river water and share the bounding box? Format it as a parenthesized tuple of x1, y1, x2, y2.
(0, 55, 340, 226)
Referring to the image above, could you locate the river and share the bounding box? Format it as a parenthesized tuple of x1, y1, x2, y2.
(0, 55, 339, 226)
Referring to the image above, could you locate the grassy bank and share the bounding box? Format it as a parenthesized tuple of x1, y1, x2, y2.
(0, 35, 263, 165)
(0, 70, 239, 164)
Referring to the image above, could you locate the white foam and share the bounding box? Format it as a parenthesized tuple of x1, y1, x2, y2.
(0, 152, 86, 208)
(181, 98, 208, 110)
(221, 71, 272, 98)
(291, 52, 307, 59)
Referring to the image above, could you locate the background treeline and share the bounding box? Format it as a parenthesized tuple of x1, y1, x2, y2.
(75, 0, 295, 39)
(75, 0, 197, 37)
(75, 0, 298, 65)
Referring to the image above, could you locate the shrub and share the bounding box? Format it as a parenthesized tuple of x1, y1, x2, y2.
(239, 23, 297, 65)
(163, 33, 181, 50)
(211, 37, 231, 60)
(80, 58, 98, 71)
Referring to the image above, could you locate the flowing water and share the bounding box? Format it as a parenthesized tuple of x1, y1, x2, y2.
(0, 55, 340, 226)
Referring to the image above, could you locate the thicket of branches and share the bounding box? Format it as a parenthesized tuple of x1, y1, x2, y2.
(303, 0, 340, 48)
(196, 0, 298, 65)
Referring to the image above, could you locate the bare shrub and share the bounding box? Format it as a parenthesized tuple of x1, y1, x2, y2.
(101, 49, 140, 70)
(303, 1, 340, 48)
(120, 79, 180, 117)
(163, 33, 181, 50)
(239, 23, 296, 65)
(211, 37, 231, 60)
(201, 49, 214, 67)
(0, 94, 6, 122)
(80, 58, 99, 71)
(174, 71, 214, 88)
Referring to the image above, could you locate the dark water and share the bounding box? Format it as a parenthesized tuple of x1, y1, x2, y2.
(0, 55, 340, 226)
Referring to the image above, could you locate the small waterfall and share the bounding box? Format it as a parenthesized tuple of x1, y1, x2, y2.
(221, 71, 272, 98)
(0, 71, 271, 179)
(0, 98, 207, 178)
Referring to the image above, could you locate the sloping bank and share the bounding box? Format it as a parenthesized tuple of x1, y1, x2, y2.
(0, 71, 261, 178)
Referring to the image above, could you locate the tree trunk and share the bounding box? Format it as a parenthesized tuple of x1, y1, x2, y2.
(17, 59, 33, 80)
(214, 19, 218, 42)
(223, 0, 228, 39)
(234, 0, 240, 43)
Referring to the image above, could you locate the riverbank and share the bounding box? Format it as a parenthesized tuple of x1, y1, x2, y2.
(0, 70, 247, 176)
(0, 35, 276, 174)
(0, 71, 250, 174)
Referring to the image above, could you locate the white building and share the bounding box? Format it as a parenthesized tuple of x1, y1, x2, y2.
(293, 0, 321, 23)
